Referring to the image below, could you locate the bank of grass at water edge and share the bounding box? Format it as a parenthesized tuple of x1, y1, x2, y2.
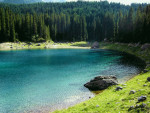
(54, 42, 150, 113)
(0, 41, 90, 50)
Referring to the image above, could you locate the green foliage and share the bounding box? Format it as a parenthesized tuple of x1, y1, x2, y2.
(37, 37, 45, 42)
(0, 2, 149, 43)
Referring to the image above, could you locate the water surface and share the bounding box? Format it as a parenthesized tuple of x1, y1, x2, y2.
(0, 49, 145, 112)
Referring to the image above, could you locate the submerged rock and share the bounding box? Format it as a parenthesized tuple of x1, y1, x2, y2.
(84, 76, 118, 91)
(91, 41, 99, 49)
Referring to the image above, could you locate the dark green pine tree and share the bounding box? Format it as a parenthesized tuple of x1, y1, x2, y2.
(44, 25, 51, 42)
(82, 16, 88, 41)
(5, 9, 10, 41)
(1, 9, 6, 42)
(33, 14, 37, 35)
(25, 13, 31, 41)
(10, 19, 16, 42)
(0, 10, 1, 41)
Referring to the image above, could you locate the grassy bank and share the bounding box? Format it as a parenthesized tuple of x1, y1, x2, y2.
(0, 42, 90, 51)
(54, 42, 150, 113)
(100, 42, 150, 70)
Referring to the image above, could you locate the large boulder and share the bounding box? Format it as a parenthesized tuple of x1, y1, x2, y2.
(91, 41, 99, 49)
(84, 76, 118, 91)
(141, 43, 150, 51)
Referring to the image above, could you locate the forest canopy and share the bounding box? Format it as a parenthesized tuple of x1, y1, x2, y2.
(0, 1, 150, 43)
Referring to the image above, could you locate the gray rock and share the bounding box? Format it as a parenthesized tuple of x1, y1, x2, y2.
(147, 77, 150, 82)
(96, 105, 99, 108)
(36, 43, 41, 46)
(129, 90, 136, 94)
(84, 76, 118, 91)
(129, 106, 134, 109)
(128, 43, 134, 47)
(91, 41, 99, 49)
(143, 84, 147, 87)
(115, 86, 123, 91)
(135, 104, 140, 108)
(28, 42, 32, 45)
(128, 106, 134, 111)
(141, 43, 150, 51)
(140, 103, 146, 108)
(138, 96, 147, 102)
(143, 69, 148, 73)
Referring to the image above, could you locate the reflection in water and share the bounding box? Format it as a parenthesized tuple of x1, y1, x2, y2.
(0, 49, 145, 112)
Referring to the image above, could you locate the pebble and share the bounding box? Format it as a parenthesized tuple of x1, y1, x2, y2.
(143, 69, 148, 73)
(128, 106, 134, 111)
(143, 84, 147, 87)
(96, 105, 99, 107)
(140, 103, 146, 108)
(129, 90, 136, 95)
(115, 86, 123, 91)
(138, 96, 147, 102)
(147, 77, 150, 82)
(135, 104, 140, 108)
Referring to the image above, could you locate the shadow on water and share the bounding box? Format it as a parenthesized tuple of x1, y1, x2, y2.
(87, 49, 146, 82)
(71, 43, 90, 47)
(118, 52, 146, 70)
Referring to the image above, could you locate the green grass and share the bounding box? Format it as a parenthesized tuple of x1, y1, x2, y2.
(54, 42, 150, 113)
(0, 41, 90, 50)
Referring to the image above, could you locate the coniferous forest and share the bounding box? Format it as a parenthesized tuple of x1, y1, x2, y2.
(0, 1, 150, 43)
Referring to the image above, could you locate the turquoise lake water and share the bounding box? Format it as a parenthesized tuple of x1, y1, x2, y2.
(0, 49, 145, 113)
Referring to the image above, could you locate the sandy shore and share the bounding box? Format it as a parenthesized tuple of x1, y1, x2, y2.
(0, 42, 90, 51)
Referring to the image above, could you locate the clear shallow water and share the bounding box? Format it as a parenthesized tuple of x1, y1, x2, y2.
(0, 49, 145, 113)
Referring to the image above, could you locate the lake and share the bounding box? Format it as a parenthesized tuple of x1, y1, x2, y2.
(0, 49, 145, 113)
